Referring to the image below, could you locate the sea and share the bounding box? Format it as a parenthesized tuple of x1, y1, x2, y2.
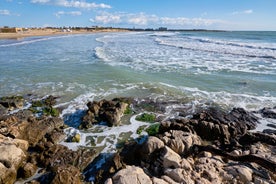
(0, 31, 276, 164)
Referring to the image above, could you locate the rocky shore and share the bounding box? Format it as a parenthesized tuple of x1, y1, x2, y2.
(0, 95, 275, 184)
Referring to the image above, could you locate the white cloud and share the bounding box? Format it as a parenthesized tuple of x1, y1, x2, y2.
(0, 9, 11, 16)
(92, 14, 121, 24)
(128, 13, 158, 25)
(31, 0, 111, 9)
(55, 10, 82, 18)
(90, 12, 225, 28)
(232, 9, 253, 15)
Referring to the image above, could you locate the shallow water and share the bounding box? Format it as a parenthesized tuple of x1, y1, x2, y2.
(1, 31, 276, 154)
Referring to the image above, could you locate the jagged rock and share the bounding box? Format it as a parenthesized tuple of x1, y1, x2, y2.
(112, 165, 152, 184)
(0, 113, 65, 147)
(80, 99, 129, 129)
(239, 131, 276, 146)
(194, 107, 258, 129)
(263, 129, 276, 135)
(0, 104, 7, 115)
(39, 144, 98, 171)
(0, 136, 27, 184)
(159, 107, 259, 145)
(258, 107, 276, 119)
(267, 123, 276, 129)
(254, 177, 271, 184)
(19, 162, 38, 179)
(20, 116, 64, 147)
(161, 130, 201, 155)
(51, 165, 82, 184)
(0, 96, 24, 110)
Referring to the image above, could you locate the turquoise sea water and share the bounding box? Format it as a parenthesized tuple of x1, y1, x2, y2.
(1, 31, 276, 153)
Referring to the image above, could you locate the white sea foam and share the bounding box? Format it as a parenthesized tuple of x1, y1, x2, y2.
(159, 82, 276, 111)
(60, 114, 151, 152)
(94, 32, 276, 74)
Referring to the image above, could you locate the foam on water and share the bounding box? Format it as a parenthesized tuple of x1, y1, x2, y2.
(94, 32, 276, 74)
(60, 114, 152, 152)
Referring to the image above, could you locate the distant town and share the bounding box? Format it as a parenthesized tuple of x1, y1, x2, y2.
(0, 26, 224, 34)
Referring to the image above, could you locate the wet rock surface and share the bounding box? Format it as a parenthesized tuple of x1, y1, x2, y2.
(80, 98, 130, 129)
(90, 103, 276, 184)
(1, 96, 276, 184)
(0, 95, 98, 184)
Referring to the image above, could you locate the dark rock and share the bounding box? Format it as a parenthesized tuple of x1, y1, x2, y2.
(263, 129, 276, 135)
(0, 96, 24, 110)
(39, 144, 98, 171)
(239, 132, 276, 146)
(193, 107, 258, 131)
(0, 104, 7, 115)
(12, 109, 34, 121)
(80, 99, 128, 129)
(259, 107, 276, 119)
(18, 162, 38, 179)
(51, 165, 82, 184)
(267, 123, 276, 129)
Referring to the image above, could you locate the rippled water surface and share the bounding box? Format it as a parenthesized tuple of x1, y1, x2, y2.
(1, 31, 276, 152)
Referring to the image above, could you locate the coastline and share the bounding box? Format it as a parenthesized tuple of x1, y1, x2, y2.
(0, 95, 275, 183)
(0, 28, 128, 39)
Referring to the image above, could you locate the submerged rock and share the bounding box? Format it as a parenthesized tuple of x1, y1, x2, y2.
(258, 107, 276, 119)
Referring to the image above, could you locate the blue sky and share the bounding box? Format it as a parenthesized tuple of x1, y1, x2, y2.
(0, 0, 275, 30)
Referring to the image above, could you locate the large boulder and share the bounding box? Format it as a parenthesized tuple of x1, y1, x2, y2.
(112, 165, 152, 184)
(0, 135, 27, 184)
(80, 99, 129, 129)
(161, 130, 201, 155)
(161, 146, 182, 169)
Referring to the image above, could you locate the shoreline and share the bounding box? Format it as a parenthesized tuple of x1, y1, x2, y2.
(0, 95, 275, 183)
(0, 28, 129, 39)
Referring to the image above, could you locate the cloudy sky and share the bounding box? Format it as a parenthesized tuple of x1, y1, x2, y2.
(0, 0, 275, 30)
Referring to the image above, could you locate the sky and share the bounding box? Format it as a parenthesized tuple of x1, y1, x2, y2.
(0, 0, 276, 30)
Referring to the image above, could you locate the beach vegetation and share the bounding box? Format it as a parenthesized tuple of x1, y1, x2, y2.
(124, 106, 133, 115)
(145, 123, 160, 136)
(43, 107, 59, 117)
(135, 113, 156, 123)
(136, 125, 147, 134)
(30, 97, 59, 117)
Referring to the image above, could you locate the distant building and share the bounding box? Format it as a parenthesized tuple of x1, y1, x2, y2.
(0, 27, 23, 33)
(158, 27, 168, 31)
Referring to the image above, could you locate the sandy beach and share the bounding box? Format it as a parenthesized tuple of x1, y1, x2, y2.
(0, 28, 128, 39)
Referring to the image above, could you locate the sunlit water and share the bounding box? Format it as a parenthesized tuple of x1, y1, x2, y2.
(1, 31, 276, 154)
